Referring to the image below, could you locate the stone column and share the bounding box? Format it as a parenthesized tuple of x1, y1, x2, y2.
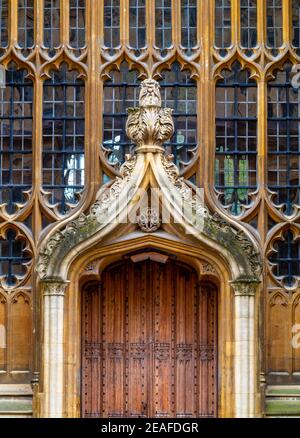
(231, 280, 259, 418)
(42, 279, 68, 418)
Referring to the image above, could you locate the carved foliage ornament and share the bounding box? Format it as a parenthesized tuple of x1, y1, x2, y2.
(37, 79, 261, 283)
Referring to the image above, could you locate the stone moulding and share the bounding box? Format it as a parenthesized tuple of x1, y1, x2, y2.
(36, 79, 262, 284)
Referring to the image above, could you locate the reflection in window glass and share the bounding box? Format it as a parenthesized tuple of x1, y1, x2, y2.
(44, 0, 60, 50)
(240, 0, 257, 49)
(18, 0, 34, 49)
(43, 64, 85, 214)
(215, 62, 257, 215)
(267, 63, 300, 215)
(292, 0, 300, 49)
(0, 0, 8, 50)
(104, 0, 120, 48)
(103, 62, 140, 167)
(267, 0, 282, 49)
(181, 0, 197, 51)
(159, 63, 197, 170)
(0, 64, 33, 214)
(269, 230, 300, 287)
(129, 0, 146, 49)
(155, 0, 172, 50)
(70, 0, 86, 49)
(215, 0, 231, 49)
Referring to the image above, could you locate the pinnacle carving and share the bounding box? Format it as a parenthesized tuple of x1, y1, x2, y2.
(126, 79, 174, 151)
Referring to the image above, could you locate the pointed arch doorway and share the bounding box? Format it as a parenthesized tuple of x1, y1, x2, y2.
(81, 255, 218, 418)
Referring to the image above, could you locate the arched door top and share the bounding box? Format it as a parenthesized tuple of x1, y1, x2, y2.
(36, 79, 262, 286)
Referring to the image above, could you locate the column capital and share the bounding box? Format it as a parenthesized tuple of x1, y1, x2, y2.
(42, 278, 69, 297)
(231, 279, 260, 297)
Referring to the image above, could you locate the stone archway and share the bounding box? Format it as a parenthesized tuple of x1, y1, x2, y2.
(36, 79, 262, 418)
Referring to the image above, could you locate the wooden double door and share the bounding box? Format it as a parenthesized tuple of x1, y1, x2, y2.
(81, 257, 218, 418)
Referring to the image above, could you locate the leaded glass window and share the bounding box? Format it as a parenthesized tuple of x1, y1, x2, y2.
(240, 0, 257, 49)
(0, 228, 31, 287)
(18, 0, 34, 50)
(0, 64, 33, 214)
(159, 63, 197, 169)
(44, 0, 60, 51)
(42, 64, 85, 214)
(267, 0, 283, 49)
(104, 0, 120, 49)
(269, 229, 300, 287)
(215, 0, 231, 51)
(215, 62, 257, 215)
(103, 62, 140, 167)
(155, 0, 172, 50)
(292, 0, 300, 52)
(129, 0, 146, 50)
(267, 63, 300, 216)
(0, 0, 8, 52)
(69, 0, 86, 49)
(181, 0, 197, 52)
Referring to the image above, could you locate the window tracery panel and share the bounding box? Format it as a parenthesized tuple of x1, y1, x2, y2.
(44, 0, 60, 52)
(103, 0, 120, 49)
(18, 0, 34, 51)
(42, 64, 85, 215)
(292, 0, 300, 53)
(215, 62, 257, 216)
(0, 64, 33, 215)
(267, 63, 300, 216)
(69, 0, 86, 49)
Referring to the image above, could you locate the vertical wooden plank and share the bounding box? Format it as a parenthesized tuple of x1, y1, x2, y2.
(103, 263, 126, 417)
(81, 284, 102, 417)
(152, 261, 173, 417)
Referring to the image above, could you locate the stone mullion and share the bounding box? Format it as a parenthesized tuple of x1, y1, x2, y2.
(121, 0, 129, 46)
(35, 0, 44, 47)
(173, 0, 181, 48)
(231, 0, 240, 47)
(257, 0, 265, 48)
(9, 0, 18, 46)
(61, 0, 69, 47)
(282, 0, 291, 47)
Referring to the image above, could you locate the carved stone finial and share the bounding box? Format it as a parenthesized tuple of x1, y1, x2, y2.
(126, 78, 174, 152)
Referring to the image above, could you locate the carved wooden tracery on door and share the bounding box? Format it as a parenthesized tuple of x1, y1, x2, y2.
(81, 259, 218, 418)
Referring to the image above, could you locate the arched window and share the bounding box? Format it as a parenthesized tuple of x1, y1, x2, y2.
(181, 0, 197, 52)
(44, 0, 60, 52)
(215, 62, 257, 215)
(0, 0, 8, 53)
(103, 62, 140, 167)
(129, 0, 146, 50)
(42, 64, 85, 214)
(215, 0, 231, 51)
(159, 63, 197, 170)
(69, 0, 86, 49)
(240, 0, 257, 49)
(267, 63, 300, 216)
(0, 64, 33, 214)
(18, 0, 34, 50)
(103, 0, 120, 49)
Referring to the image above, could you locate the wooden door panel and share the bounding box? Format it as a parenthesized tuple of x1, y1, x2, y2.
(81, 259, 218, 418)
